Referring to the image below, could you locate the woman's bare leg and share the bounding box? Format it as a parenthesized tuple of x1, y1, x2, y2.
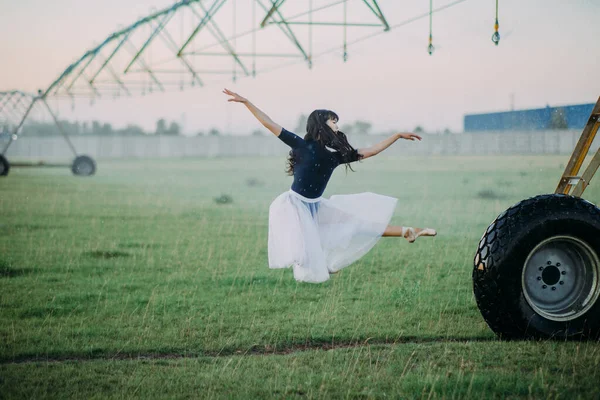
(383, 225, 419, 237)
(382, 225, 436, 240)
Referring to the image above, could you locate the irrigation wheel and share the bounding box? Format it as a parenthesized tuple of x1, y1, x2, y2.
(0, 154, 9, 176)
(71, 155, 96, 176)
(473, 194, 600, 339)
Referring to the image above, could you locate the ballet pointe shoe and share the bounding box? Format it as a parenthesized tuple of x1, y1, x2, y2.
(416, 228, 437, 239)
(401, 227, 416, 243)
(402, 227, 437, 243)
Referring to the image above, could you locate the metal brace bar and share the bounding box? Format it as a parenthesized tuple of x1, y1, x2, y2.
(269, 21, 383, 27)
(1, 96, 38, 156)
(260, 0, 286, 28)
(124, 40, 165, 92)
(64, 52, 100, 93)
(187, 51, 303, 58)
(95, 53, 132, 96)
(178, 0, 226, 56)
(1, 95, 28, 125)
(0, 92, 17, 115)
(57, 59, 100, 98)
(367, 0, 390, 31)
(11, 95, 30, 118)
(124, 11, 176, 74)
(572, 133, 600, 198)
(556, 97, 600, 195)
(90, 32, 131, 83)
(255, 0, 309, 62)
(193, 2, 250, 76)
(81, 70, 102, 98)
(40, 97, 78, 157)
(147, 17, 204, 87)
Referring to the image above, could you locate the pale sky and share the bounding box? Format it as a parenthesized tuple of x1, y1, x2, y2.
(1, 0, 599, 135)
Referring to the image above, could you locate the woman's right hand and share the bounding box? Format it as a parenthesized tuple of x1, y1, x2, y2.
(397, 133, 422, 141)
(223, 88, 247, 103)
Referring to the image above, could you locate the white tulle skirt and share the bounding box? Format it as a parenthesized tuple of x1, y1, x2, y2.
(268, 189, 398, 283)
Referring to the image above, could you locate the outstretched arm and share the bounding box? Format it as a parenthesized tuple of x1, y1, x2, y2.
(358, 132, 422, 160)
(223, 88, 282, 136)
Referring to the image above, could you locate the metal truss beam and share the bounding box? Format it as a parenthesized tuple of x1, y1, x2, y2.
(0, 91, 80, 157)
(9, 0, 466, 103)
(94, 52, 132, 96)
(185, 52, 303, 58)
(255, 0, 310, 64)
(260, 0, 286, 28)
(362, 0, 390, 31)
(64, 52, 99, 95)
(0, 92, 17, 115)
(177, 0, 226, 56)
(124, 40, 165, 93)
(261, 0, 389, 31)
(90, 32, 131, 84)
(274, 22, 383, 27)
(42, 0, 204, 98)
(124, 10, 176, 74)
(146, 17, 204, 87)
(1, 94, 38, 155)
(193, 1, 250, 76)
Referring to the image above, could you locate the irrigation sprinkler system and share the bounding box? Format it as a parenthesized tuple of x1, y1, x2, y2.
(2, 0, 482, 176)
(0, 90, 96, 176)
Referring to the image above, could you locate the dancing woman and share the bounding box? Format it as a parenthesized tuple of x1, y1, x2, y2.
(224, 88, 436, 283)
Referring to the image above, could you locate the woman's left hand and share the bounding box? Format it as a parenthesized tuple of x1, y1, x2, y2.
(397, 133, 422, 141)
(223, 88, 248, 103)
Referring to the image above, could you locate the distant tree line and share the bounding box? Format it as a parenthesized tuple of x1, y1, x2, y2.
(2, 114, 460, 138)
(8, 118, 186, 137)
(1, 118, 229, 137)
(292, 114, 440, 135)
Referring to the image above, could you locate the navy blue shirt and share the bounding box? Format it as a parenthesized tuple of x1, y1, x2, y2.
(278, 128, 361, 199)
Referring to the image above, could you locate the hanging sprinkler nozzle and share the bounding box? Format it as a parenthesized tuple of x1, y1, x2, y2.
(492, 18, 500, 45)
(492, 0, 500, 46)
(428, 0, 434, 55)
(428, 35, 435, 55)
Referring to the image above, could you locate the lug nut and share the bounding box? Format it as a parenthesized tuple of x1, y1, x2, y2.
(542, 285, 547, 289)
(556, 263, 561, 267)
(552, 287, 557, 291)
(560, 281, 564, 285)
(539, 267, 544, 271)
(537, 277, 542, 281)
(547, 261, 552, 265)
(561, 271, 566, 275)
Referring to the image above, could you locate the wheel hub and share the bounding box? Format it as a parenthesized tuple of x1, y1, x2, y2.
(541, 265, 561, 286)
(522, 235, 600, 322)
(75, 161, 93, 175)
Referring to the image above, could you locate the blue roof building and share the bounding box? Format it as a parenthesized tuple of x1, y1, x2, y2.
(464, 103, 595, 132)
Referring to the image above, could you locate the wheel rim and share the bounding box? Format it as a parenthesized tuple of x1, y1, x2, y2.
(522, 235, 600, 322)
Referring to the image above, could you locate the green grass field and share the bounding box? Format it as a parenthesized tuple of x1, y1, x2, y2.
(1, 155, 600, 399)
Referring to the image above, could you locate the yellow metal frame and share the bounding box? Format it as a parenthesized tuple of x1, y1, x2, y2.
(555, 97, 600, 198)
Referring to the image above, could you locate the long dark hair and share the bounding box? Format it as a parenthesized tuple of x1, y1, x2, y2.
(286, 109, 362, 175)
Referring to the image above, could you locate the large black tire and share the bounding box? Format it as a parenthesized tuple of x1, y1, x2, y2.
(71, 155, 96, 176)
(473, 194, 600, 340)
(0, 154, 9, 176)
